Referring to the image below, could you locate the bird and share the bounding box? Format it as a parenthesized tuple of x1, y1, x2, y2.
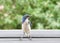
(22, 14, 32, 40)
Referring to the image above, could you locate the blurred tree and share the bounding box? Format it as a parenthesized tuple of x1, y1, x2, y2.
(0, 0, 60, 30)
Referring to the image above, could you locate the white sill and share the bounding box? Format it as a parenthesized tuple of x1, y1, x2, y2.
(0, 30, 60, 37)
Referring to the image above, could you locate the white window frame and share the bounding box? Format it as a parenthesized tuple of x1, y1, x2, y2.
(0, 30, 60, 38)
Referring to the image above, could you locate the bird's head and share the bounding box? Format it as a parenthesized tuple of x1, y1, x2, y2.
(22, 14, 30, 23)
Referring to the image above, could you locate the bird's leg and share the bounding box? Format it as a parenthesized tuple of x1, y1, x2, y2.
(23, 32, 25, 38)
(27, 33, 32, 40)
(20, 32, 25, 40)
(29, 35, 32, 40)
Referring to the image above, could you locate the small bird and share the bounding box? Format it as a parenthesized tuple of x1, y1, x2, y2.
(22, 14, 31, 40)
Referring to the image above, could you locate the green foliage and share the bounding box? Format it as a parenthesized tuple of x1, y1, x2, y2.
(0, 0, 60, 30)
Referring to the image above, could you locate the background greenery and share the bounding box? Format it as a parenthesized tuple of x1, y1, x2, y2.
(0, 0, 60, 30)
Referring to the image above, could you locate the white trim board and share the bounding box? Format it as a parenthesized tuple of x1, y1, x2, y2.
(0, 30, 60, 37)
